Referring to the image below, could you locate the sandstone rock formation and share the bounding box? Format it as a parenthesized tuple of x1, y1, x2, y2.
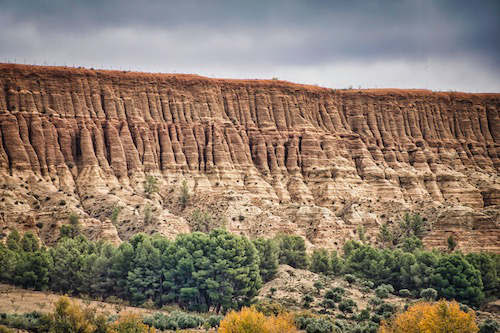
(0, 64, 498, 252)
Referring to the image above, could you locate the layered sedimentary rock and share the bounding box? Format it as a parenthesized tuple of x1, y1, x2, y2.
(0, 64, 498, 251)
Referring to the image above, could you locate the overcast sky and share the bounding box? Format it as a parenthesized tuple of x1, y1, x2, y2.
(0, 0, 499, 92)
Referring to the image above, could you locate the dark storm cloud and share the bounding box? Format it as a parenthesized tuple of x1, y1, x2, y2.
(0, 0, 499, 91)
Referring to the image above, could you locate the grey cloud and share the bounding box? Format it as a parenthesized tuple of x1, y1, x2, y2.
(0, 0, 499, 91)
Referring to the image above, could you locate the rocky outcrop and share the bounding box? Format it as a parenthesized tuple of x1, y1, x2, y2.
(0, 64, 498, 252)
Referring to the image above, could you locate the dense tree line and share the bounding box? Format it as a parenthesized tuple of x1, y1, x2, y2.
(0, 229, 261, 313)
(1, 219, 498, 312)
(259, 233, 498, 308)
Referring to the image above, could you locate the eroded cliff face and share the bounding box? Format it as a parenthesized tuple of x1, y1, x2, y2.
(0, 64, 498, 251)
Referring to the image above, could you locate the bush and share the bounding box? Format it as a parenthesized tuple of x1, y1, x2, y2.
(144, 175, 159, 198)
(379, 300, 478, 333)
(189, 209, 215, 233)
(420, 288, 437, 301)
(324, 287, 345, 303)
(254, 301, 286, 316)
(375, 303, 397, 318)
(338, 299, 357, 314)
(219, 307, 298, 333)
(204, 315, 223, 329)
(368, 297, 383, 307)
(303, 295, 314, 308)
(375, 284, 394, 299)
(351, 321, 378, 333)
(479, 319, 499, 333)
(370, 314, 381, 324)
(313, 281, 324, 294)
(344, 274, 356, 284)
(360, 280, 374, 289)
(48, 297, 109, 333)
(179, 180, 190, 209)
(303, 318, 335, 333)
(0, 312, 50, 331)
(398, 289, 411, 297)
(146, 311, 204, 330)
(109, 312, 153, 333)
(295, 314, 335, 333)
(356, 309, 370, 322)
(319, 299, 336, 311)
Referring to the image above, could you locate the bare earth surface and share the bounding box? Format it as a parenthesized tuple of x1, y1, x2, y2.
(0, 63, 498, 251)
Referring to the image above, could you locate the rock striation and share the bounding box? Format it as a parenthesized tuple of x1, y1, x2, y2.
(0, 64, 498, 252)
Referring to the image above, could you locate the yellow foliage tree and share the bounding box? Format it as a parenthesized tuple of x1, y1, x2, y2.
(109, 312, 156, 333)
(379, 300, 478, 333)
(49, 296, 96, 333)
(219, 307, 298, 333)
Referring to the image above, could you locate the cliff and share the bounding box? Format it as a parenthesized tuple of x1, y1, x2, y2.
(0, 64, 498, 251)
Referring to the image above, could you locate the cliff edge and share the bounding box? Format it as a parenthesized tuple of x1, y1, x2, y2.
(0, 64, 498, 251)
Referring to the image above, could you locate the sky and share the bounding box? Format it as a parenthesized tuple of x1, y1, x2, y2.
(0, 0, 499, 92)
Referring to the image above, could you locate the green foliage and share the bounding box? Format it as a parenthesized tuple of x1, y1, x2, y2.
(143, 311, 204, 330)
(253, 238, 279, 282)
(6, 230, 21, 251)
(420, 288, 437, 301)
(14, 250, 51, 290)
(368, 297, 383, 307)
(276, 234, 308, 269)
(49, 237, 92, 294)
(401, 236, 423, 252)
(329, 250, 345, 275)
(163, 229, 261, 312)
(479, 318, 499, 333)
(313, 281, 324, 294)
(466, 252, 499, 297)
(338, 298, 357, 314)
(0, 230, 262, 313)
(429, 252, 484, 306)
(294, 315, 335, 333)
(253, 300, 286, 316)
(351, 321, 379, 333)
(20, 232, 39, 252)
(357, 225, 366, 243)
(377, 213, 427, 248)
(189, 209, 224, 233)
(310, 249, 330, 274)
(374, 284, 394, 299)
(60, 212, 81, 239)
(374, 302, 397, 317)
(344, 274, 356, 284)
(144, 175, 159, 198)
(204, 315, 223, 329)
(356, 309, 371, 322)
(111, 205, 121, 225)
(179, 180, 190, 209)
(0, 312, 51, 332)
(126, 235, 162, 306)
(0, 232, 51, 290)
(400, 213, 427, 239)
(360, 280, 374, 289)
(143, 204, 154, 225)
(398, 289, 411, 297)
(447, 235, 457, 252)
(302, 294, 314, 308)
(324, 287, 345, 303)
